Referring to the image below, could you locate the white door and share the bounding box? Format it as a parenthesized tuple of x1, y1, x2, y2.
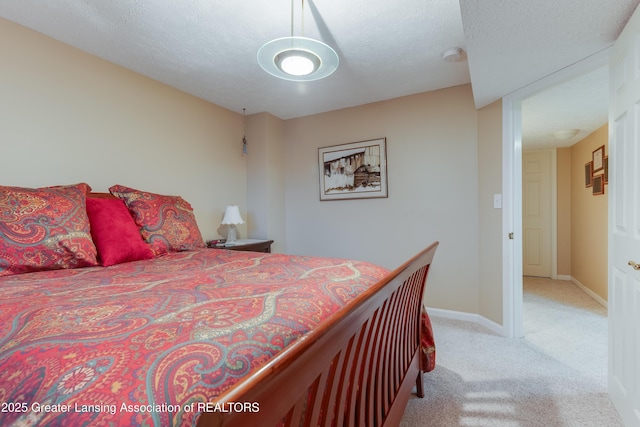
(609, 4, 640, 425)
(522, 150, 552, 277)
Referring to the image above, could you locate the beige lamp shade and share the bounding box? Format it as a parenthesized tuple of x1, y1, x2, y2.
(221, 205, 244, 243)
(221, 205, 245, 225)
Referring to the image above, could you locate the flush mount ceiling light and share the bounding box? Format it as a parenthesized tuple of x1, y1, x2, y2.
(553, 129, 579, 140)
(257, 0, 338, 81)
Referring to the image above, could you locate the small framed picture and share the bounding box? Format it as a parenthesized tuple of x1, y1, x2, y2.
(584, 161, 593, 188)
(318, 138, 388, 201)
(604, 156, 608, 184)
(592, 145, 605, 172)
(592, 175, 605, 195)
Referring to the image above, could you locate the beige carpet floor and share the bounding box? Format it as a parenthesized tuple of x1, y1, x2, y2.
(523, 276, 608, 387)
(400, 277, 621, 426)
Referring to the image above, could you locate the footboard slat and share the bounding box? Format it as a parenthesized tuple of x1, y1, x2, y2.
(321, 341, 349, 427)
(389, 279, 410, 409)
(398, 279, 416, 389)
(309, 358, 331, 426)
(380, 292, 395, 418)
(374, 299, 393, 425)
(361, 301, 386, 426)
(343, 317, 373, 427)
(392, 279, 409, 395)
(199, 242, 438, 427)
(381, 288, 401, 419)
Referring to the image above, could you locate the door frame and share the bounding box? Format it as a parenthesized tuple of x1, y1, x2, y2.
(502, 49, 610, 338)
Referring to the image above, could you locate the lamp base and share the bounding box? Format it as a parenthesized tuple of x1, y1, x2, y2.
(227, 226, 237, 243)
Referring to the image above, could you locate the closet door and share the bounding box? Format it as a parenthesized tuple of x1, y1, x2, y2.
(522, 150, 552, 277)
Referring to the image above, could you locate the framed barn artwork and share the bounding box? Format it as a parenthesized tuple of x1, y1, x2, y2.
(318, 138, 388, 201)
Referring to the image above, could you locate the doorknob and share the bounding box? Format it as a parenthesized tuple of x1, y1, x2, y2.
(628, 261, 640, 271)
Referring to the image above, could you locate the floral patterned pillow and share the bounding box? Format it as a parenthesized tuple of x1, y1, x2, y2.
(109, 185, 205, 256)
(0, 183, 98, 276)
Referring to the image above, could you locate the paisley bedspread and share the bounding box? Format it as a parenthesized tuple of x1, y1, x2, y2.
(0, 248, 436, 426)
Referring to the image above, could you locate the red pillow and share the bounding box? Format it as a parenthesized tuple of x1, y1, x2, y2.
(0, 183, 98, 276)
(86, 197, 154, 266)
(109, 185, 205, 256)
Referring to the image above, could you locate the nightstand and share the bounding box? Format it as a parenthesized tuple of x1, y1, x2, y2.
(208, 239, 273, 253)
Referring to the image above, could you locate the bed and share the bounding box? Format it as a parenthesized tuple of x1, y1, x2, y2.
(0, 183, 438, 426)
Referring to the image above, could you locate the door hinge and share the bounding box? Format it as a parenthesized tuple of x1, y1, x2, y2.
(508, 232, 514, 240)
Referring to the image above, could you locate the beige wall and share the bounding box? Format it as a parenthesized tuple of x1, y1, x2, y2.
(246, 112, 286, 253)
(281, 86, 483, 316)
(557, 147, 572, 276)
(477, 100, 503, 324)
(570, 125, 608, 300)
(0, 18, 247, 241)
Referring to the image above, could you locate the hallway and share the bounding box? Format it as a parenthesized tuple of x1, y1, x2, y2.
(523, 276, 608, 386)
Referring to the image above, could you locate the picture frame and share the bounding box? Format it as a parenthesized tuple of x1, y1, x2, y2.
(604, 156, 608, 184)
(318, 138, 388, 201)
(592, 174, 605, 195)
(592, 145, 605, 172)
(584, 161, 593, 188)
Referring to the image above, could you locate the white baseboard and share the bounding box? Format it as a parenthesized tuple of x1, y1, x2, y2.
(426, 277, 607, 337)
(554, 274, 572, 281)
(426, 307, 504, 336)
(570, 276, 608, 308)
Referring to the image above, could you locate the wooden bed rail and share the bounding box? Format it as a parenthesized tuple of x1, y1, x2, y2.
(198, 241, 439, 427)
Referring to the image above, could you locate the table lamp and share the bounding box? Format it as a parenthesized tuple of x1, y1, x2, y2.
(221, 205, 244, 243)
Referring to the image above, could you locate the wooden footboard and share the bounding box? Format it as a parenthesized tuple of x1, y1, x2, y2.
(198, 241, 439, 427)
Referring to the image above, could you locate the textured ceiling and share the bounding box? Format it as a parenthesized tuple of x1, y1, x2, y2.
(522, 66, 609, 149)
(0, 0, 469, 120)
(0, 0, 638, 145)
(460, 0, 638, 109)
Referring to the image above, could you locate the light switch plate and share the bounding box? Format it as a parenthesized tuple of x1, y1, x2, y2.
(493, 194, 502, 209)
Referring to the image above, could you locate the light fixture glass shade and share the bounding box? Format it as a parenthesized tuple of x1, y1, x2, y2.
(258, 36, 339, 81)
(221, 205, 245, 225)
(553, 129, 579, 140)
(276, 49, 320, 76)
